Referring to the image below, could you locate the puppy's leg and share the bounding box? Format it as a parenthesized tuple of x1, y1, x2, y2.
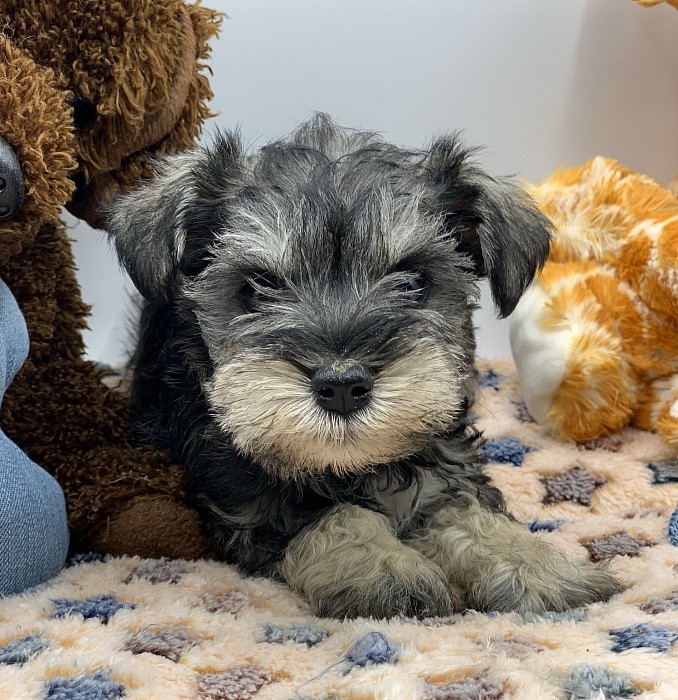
(409, 499, 623, 614)
(281, 504, 458, 619)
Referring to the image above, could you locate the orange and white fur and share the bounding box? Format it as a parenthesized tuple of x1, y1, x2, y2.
(510, 156, 678, 447)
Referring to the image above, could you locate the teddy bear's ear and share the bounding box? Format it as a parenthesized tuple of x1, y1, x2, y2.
(425, 137, 552, 318)
(106, 131, 243, 303)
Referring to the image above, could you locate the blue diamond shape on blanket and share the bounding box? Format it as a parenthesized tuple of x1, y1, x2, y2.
(512, 400, 535, 423)
(478, 369, 503, 390)
(197, 666, 273, 699)
(541, 466, 605, 506)
(67, 552, 109, 566)
(482, 437, 535, 466)
(262, 623, 329, 647)
(562, 665, 638, 698)
(581, 531, 653, 562)
(669, 505, 678, 546)
(528, 519, 564, 532)
(610, 623, 678, 653)
(51, 594, 136, 624)
(0, 634, 47, 665)
(648, 460, 678, 485)
(46, 670, 125, 699)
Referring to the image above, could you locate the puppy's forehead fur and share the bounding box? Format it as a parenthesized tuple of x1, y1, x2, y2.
(202, 121, 452, 279)
(110, 113, 550, 324)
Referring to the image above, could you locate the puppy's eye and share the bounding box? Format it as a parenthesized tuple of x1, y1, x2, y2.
(396, 275, 427, 305)
(240, 273, 283, 313)
(241, 286, 266, 313)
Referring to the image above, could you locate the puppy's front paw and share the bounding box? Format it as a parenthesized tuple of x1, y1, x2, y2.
(413, 502, 624, 614)
(282, 505, 460, 619)
(469, 548, 624, 614)
(314, 551, 459, 620)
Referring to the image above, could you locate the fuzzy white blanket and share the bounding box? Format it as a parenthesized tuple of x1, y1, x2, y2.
(2, 360, 678, 700)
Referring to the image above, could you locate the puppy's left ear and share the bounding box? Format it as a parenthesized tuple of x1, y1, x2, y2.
(425, 137, 551, 318)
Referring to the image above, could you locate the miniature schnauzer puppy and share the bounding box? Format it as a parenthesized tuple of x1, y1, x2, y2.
(107, 115, 622, 619)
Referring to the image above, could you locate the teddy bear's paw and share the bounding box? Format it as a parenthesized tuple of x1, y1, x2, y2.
(89, 495, 215, 560)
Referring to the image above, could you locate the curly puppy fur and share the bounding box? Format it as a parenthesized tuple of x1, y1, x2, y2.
(107, 115, 623, 618)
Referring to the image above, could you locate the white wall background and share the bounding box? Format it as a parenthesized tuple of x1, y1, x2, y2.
(69, 0, 678, 365)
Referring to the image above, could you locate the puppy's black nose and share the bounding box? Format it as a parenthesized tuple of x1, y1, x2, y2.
(311, 364, 373, 415)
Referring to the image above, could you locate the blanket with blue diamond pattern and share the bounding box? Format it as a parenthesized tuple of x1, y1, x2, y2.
(2, 360, 678, 699)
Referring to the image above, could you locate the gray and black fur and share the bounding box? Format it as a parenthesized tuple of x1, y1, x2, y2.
(107, 115, 622, 619)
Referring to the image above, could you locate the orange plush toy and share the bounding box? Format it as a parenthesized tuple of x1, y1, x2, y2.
(510, 157, 678, 447)
(634, 0, 678, 11)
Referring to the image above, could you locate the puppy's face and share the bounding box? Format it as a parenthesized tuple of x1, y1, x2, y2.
(108, 115, 550, 479)
(192, 180, 474, 478)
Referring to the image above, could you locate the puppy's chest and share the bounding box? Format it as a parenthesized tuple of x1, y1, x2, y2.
(376, 471, 448, 533)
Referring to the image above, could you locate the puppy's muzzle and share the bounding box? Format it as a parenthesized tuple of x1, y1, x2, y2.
(311, 362, 373, 416)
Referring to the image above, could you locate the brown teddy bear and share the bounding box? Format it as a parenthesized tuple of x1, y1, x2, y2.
(0, 0, 221, 559)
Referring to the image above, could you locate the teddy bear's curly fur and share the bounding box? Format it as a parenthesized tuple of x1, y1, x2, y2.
(0, 0, 221, 558)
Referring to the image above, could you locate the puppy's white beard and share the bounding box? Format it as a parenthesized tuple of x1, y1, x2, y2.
(206, 340, 464, 478)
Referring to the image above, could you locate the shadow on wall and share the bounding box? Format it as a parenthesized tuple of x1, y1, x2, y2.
(560, 1, 678, 181)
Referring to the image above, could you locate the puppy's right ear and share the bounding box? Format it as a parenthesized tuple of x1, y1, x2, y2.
(105, 133, 243, 302)
(425, 136, 551, 318)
